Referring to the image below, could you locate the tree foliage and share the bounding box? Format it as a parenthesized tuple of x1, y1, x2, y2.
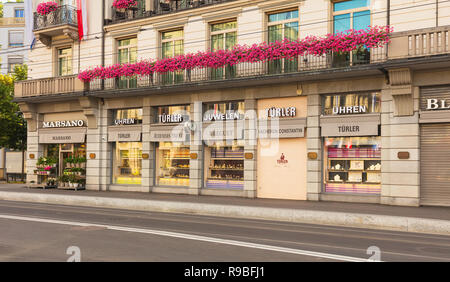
(0, 65, 28, 151)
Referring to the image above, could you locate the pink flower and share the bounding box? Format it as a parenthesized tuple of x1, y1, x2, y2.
(36, 2, 58, 16)
(112, 0, 138, 9)
(78, 26, 393, 83)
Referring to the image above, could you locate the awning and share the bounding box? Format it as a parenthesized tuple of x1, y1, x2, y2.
(39, 128, 87, 144)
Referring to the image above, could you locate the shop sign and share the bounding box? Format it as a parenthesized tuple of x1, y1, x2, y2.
(258, 124, 305, 139)
(149, 130, 187, 142)
(332, 106, 367, 115)
(265, 107, 297, 118)
(108, 131, 141, 142)
(321, 122, 378, 137)
(39, 132, 86, 144)
(202, 122, 244, 141)
(114, 118, 138, 125)
(42, 120, 85, 128)
(158, 114, 185, 123)
(203, 111, 243, 121)
(426, 98, 450, 110)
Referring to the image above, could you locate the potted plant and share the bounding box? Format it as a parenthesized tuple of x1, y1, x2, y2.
(36, 1, 59, 26)
(79, 157, 87, 168)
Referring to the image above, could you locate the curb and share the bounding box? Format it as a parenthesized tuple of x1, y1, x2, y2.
(0, 191, 449, 236)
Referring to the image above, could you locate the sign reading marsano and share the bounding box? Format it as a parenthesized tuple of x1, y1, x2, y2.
(42, 120, 85, 128)
(39, 128, 87, 144)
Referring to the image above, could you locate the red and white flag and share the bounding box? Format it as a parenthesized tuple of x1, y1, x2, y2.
(77, 0, 88, 40)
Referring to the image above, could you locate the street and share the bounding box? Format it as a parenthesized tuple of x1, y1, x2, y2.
(0, 200, 449, 262)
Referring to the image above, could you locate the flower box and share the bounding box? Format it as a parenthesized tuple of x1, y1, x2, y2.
(36, 2, 58, 16)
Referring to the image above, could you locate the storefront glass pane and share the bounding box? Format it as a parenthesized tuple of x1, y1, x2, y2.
(156, 142, 190, 187)
(203, 101, 245, 121)
(156, 105, 190, 123)
(113, 108, 143, 124)
(322, 92, 380, 115)
(205, 140, 244, 190)
(324, 137, 381, 195)
(113, 142, 142, 185)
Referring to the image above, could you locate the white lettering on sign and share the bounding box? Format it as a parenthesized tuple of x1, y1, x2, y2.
(332, 106, 367, 115)
(114, 118, 136, 125)
(426, 99, 450, 110)
(338, 125, 360, 133)
(158, 114, 184, 123)
(203, 112, 242, 121)
(266, 107, 297, 118)
(43, 120, 84, 128)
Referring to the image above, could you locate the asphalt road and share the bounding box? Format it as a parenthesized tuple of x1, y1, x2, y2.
(0, 200, 449, 262)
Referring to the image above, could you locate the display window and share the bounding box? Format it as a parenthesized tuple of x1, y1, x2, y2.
(203, 101, 245, 121)
(322, 92, 380, 115)
(324, 137, 381, 194)
(113, 108, 143, 125)
(156, 142, 190, 187)
(113, 142, 142, 185)
(204, 140, 244, 189)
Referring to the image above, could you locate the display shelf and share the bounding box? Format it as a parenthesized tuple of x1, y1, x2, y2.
(210, 168, 244, 171)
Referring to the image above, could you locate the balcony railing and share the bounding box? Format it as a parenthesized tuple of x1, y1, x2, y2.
(88, 48, 387, 91)
(14, 75, 84, 98)
(110, 0, 236, 24)
(14, 26, 450, 99)
(33, 5, 78, 30)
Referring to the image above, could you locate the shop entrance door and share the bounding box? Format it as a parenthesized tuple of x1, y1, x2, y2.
(257, 138, 307, 200)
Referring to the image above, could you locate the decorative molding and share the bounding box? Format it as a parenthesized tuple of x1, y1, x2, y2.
(388, 68, 414, 116)
(35, 34, 52, 47)
(79, 97, 99, 129)
(389, 68, 412, 86)
(18, 103, 38, 132)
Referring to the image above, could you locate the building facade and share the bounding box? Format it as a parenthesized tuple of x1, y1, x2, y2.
(0, 1, 26, 74)
(15, 0, 450, 206)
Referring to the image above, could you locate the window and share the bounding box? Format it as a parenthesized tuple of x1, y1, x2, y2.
(161, 29, 184, 84)
(9, 31, 24, 48)
(203, 101, 245, 121)
(113, 108, 143, 125)
(267, 10, 299, 74)
(324, 136, 381, 195)
(57, 47, 72, 76)
(113, 142, 142, 185)
(210, 20, 237, 79)
(332, 0, 371, 66)
(322, 92, 380, 115)
(15, 9, 24, 18)
(8, 57, 23, 73)
(156, 142, 190, 187)
(117, 37, 138, 88)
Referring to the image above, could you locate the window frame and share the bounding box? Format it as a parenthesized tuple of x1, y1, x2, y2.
(116, 36, 138, 65)
(14, 8, 24, 18)
(266, 9, 299, 42)
(160, 29, 184, 59)
(332, 0, 371, 33)
(8, 30, 24, 48)
(56, 46, 73, 76)
(209, 19, 238, 51)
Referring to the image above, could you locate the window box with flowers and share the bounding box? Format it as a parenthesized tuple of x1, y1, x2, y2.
(113, 0, 138, 13)
(36, 1, 59, 26)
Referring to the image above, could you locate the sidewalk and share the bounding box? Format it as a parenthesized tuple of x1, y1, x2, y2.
(0, 184, 449, 235)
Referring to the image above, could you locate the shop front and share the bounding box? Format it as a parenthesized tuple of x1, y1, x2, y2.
(256, 96, 308, 200)
(419, 85, 450, 206)
(320, 92, 382, 196)
(150, 105, 191, 188)
(37, 112, 87, 189)
(108, 108, 143, 186)
(202, 101, 245, 190)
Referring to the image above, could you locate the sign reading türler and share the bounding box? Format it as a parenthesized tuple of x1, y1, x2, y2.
(258, 106, 306, 139)
(320, 115, 380, 137)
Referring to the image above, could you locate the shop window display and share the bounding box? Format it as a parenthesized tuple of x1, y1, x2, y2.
(113, 142, 142, 185)
(204, 141, 244, 189)
(324, 137, 381, 194)
(156, 142, 190, 187)
(322, 92, 380, 115)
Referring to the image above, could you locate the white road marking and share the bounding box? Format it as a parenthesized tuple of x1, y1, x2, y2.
(0, 214, 374, 262)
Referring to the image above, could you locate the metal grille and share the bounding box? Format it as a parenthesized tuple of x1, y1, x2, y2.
(420, 123, 450, 206)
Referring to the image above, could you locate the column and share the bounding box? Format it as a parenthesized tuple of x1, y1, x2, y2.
(244, 99, 257, 198)
(142, 105, 153, 192)
(189, 101, 202, 195)
(306, 93, 322, 201)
